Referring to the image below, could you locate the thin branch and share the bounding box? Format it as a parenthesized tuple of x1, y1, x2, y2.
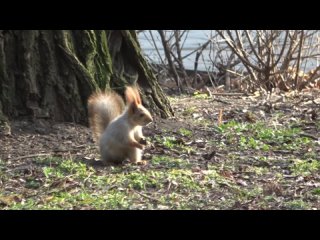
(272, 30, 289, 68)
(158, 30, 182, 92)
(244, 30, 266, 67)
(217, 31, 258, 81)
(148, 30, 165, 66)
(295, 30, 304, 89)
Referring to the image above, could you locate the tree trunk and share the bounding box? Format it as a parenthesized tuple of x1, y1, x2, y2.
(0, 30, 173, 125)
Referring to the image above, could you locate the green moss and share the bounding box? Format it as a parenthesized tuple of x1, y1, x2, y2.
(95, 30, 113, 88)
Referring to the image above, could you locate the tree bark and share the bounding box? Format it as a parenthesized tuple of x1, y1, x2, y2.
(0, 30, 173, 124)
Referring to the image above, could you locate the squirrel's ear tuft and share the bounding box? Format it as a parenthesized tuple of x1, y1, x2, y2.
(125, 86, 141, 105)
(125, 86, 135, 104)
(133, 87, 141, 105)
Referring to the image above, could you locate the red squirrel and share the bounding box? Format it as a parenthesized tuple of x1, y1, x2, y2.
(87, 86, 153, 165)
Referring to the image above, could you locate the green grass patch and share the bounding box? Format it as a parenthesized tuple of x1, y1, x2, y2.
(290, 159, 320, 176)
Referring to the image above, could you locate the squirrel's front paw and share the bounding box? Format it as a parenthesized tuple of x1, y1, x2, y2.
(129, 140, 144, 149)
(135, 160, 148, 165)
(139, 137, 147, 145)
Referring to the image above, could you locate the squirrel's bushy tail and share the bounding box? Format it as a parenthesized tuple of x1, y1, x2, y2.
(87, 90, 125, 143)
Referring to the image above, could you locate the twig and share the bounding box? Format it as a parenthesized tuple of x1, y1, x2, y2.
(218, 109, 223, 126)
(74, 144, 87, 148)
(133, 190, 162, 203)
(299, 133, 318, 141)
(7, 153, 52, 161)
(313, 99, 320, 106)
(83, 172, 94, 185)
(212, 98, 231, 105)
(225, 69, 244, 77)
(273, 150, 293, 154)
(6, 146, 90, 161)
(211, 92, 251, 96)
(6, 165, 33, 173)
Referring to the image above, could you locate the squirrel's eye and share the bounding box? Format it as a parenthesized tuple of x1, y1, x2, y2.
(140, 113, 144, 117)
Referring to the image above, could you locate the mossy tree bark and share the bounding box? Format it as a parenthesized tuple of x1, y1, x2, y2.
(0, 30, 173, 125)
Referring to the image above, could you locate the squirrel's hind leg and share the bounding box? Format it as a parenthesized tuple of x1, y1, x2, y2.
(128, 148, 147, 165)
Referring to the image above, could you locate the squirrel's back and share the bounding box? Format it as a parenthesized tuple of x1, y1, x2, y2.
(87, 90, 125, 143)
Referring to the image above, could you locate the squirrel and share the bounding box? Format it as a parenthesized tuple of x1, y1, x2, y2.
(87, 85, 153, 165)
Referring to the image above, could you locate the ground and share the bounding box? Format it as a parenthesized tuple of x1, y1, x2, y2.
(0, 89, 320, 209)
